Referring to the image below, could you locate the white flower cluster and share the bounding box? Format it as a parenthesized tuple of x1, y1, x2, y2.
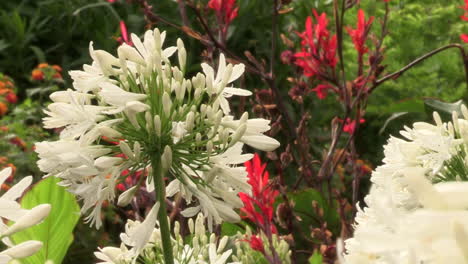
(342, 107, 468, 264)
(35, 28, 279, 231)
(0, 168, 51, 263)
(95, 211, 239, 264)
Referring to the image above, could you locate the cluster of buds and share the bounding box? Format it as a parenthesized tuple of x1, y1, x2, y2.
(0, 74, 18, 116)
(0, 168, 51, 262)
(234, 226, 291, 264)
(95, 212, 238, 263)
(31, 63, 63, 82)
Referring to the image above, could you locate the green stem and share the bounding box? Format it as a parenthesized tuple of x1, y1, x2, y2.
(151, 156, 174, 264)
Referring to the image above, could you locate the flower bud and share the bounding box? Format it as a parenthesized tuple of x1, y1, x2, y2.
(185, 112, 195, 132)
(206, 141, 213, 154)
(161, 145, 172, 172)
(119, 141, 134, 160)
(1, 240, 43, 259)
(462, 104, 468, 120)
(177, 38, 186, 71)
(94, 157, 122, 170)
(229, 124, 247, 147)
(433, 111, 442, 126)
(3, 204, 51, 237)
(240, 112, 249, 124)
(154, 115, 162, 137)
(98, 126, 122, 139)
(206, 74, 214, 95)
(117, 186, 137, 207)
(162, 92, 172, 117)
(133, 141, 141, 161)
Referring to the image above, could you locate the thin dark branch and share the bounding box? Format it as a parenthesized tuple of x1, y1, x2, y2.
(374, 43, 468, 90)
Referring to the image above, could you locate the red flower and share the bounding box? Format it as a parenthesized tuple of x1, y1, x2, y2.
(239, 154, 279, 234)
(341, 118, 365, 134)
(208, 0, 239, 25)
(461, 0, 468, 41)
(118, 21, 133, 46)
(311, 83, 333, 99)
(5, 92, 17, 104)
(246, 235, 264, 253)
(346, 9, 374, 56)
(294, 10, 338, 79)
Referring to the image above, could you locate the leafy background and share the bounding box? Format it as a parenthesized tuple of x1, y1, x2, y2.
(0, 0, 467, 262)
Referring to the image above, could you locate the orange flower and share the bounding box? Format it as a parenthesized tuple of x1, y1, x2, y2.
(0, 102, 8, 115)
(0, 126, 8, 132)
(38, 63, 49, 69)
(31, 69, 44, 81)
(52, 65, 62, 72)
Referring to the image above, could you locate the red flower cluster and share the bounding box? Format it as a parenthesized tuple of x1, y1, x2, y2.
(0, 74, 18, 116)
(341, 118, 365, 134)
(461, 0, 468, 42)
(346, 9, 374, 56)
(239, 154, 279, 252)
(208, 0, 239, 25)
(294, 10, 337, 79)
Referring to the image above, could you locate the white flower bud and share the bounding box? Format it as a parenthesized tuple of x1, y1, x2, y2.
(240, 112, 249, 124)
(206, 141, 213, 154)
(196, 133, 202, 143)
(218, 236, 228, 253)
(117, 186, 137, 207)
(433, 111, 442, 126)
(3, 204, 51, 237)
(206, 74, 214, 95)
(177, 38, 186, 71)
(134, 141, 141, 161)
(154, 115, 162, 137)
(462, 104, 468, 120)
(162, 92, 172, 117)
(229, 124, 247, 147)
(194, 87, 202, 99)
(188, 218, 195, 234)
(1, 240, 43, 259)
(145, 111, 153, 132)
(453, 111, 460, 134)
(154, 28, 162, 49)
(119, 141, 135, 160)
(185, 112, 195, 132)
(94, 157, 122, 170)
(161, 146, 172, 171)
(186, 79, 192, 92)
(98, 126, 122, 139)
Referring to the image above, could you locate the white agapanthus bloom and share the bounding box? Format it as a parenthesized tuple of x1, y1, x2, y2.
(36, 27, 279, 249)
(95, 212, 239, 264)
(0, 168, 51, 263)
(341, 107, 468, 264)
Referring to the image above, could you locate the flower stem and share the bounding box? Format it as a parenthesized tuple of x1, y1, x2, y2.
(151, 156, 174, 264)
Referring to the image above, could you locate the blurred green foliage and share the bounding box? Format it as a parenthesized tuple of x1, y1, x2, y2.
(0, 0, 467, 263)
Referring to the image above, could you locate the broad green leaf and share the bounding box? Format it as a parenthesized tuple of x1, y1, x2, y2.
(221, 222, 245, 236)
(11, 177, 80, 264)
(309, 250, 323, 264)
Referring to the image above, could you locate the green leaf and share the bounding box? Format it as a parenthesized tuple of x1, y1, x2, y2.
(221, 222, 245, 236)
(11, 177, 80, 264)
(308, 250, 323, 264)
(424, 98, 464, 116)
